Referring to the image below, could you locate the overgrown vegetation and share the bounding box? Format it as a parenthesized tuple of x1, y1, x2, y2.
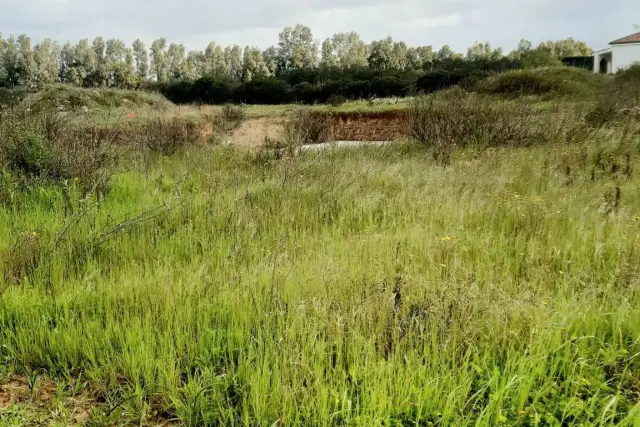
(19, 85, 172, 113)
(1, 67, 640, 425)
(472, 66, 609, 98)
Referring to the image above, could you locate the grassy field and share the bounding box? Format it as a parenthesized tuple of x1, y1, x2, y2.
(1, 140, 639, 425)
(1, 71, 640, 425)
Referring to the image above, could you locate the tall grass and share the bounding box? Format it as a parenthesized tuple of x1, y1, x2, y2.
(0, 100, 639, 425)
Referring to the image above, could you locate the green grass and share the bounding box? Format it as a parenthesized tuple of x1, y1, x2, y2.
(473, 67, 610, 99)
(18, 85, 172, 113)
(1, 134, 639, 425)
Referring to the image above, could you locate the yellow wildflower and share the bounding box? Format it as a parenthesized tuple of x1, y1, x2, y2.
(439, 236, 453, 242)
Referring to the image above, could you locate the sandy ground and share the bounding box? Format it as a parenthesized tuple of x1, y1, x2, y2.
(228, 118, 284, 147)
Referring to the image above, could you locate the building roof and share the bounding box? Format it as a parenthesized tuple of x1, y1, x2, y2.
(610, 32, 640, 45)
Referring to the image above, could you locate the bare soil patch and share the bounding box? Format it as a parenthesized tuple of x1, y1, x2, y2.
(329, 111, 408, 141)
(228, 112, 406, 147)
(229, 118, 285, 147)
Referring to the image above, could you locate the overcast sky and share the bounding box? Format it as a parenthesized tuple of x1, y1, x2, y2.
(1, 0, 638, 53)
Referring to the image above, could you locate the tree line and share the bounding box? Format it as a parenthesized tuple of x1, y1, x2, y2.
(0, 25, 592, 90)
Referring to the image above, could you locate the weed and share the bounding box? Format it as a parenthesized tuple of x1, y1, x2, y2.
(2, 230, 43, 285)
(408, 91, 551, 163)
(282, 108, 332, 148)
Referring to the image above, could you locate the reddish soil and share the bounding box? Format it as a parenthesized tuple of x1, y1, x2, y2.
(228, 111, 409, 147)
(329, 111, 408, 141)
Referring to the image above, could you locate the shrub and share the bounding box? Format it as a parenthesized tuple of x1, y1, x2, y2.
(235, 78, 290, 104)
(282, 109, 332, 148)
(220, 104, 247, 128)
(587, 64, 640, 126)
(7, 134, 50, 177)
(291, 82, 323, 104)
(137, 117, 201, 155)
(20, 85, 172, 112)
(0, 109, 117, 194)
(609, 64, 640, 107)
(473, 67, 606, 98)
(327, 94, 347, 107)
(0, 87, 30, 107)
(185, 76, 237, 105)
(416, 70, 469, 94)
(408, 92, 547, 162)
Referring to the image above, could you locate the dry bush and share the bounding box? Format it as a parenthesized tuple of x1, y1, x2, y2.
(2, 231, 43, 285)
(408, 92, 549, 163)
(217, 104, 247, 132)
(587, 64, 640, 127)
(137, 117, 202, 155)
(0, 108, 117, 195)
(283, 109, 332, 148)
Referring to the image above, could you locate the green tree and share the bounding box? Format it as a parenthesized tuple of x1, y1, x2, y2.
(60, 39, 97, 85)
(368, 37, 394, 70)
(93, 37, 105, 63)
(0, 34, 7, 86)
(1, 36, 21, 87)
(407, 46, 434, 70)
(262, 46, 278, 76)
(538, 38, 591, 57)
(16, 35, 37, 87)
(391, 41, 408, 70)
(150, 38, 169, 82)
(242, 46, 269, 81)
(509, 39, 533, 60)
(225, 45, 243, 81)
(132, 39, 149, 81)
(167, 43, 187, 79)
(320, 38, 338, 68)
(277, 24, 318, 71)
(202, 42, 227, 77)
(104, 39, 133, 87)
(331, 32, 367, 68)
(436, 44, 454, 61)
(86, 37, 108, 86)
(466, 41, 486, 60)
(185, 50, 204, 80)
(33, 38, 60, 86)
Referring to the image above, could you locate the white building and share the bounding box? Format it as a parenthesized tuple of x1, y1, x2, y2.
(593, 32, 640, 74)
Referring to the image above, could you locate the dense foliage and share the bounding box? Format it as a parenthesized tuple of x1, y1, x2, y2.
(1, 25, 591, 94)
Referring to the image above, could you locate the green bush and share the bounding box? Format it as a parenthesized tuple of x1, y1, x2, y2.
(8, 134, 51, 177)
(0, 110, 117, 193)
(473, 67, 607, 97)
(20, 85, 172, 112)
(0, 87, 30, 107)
